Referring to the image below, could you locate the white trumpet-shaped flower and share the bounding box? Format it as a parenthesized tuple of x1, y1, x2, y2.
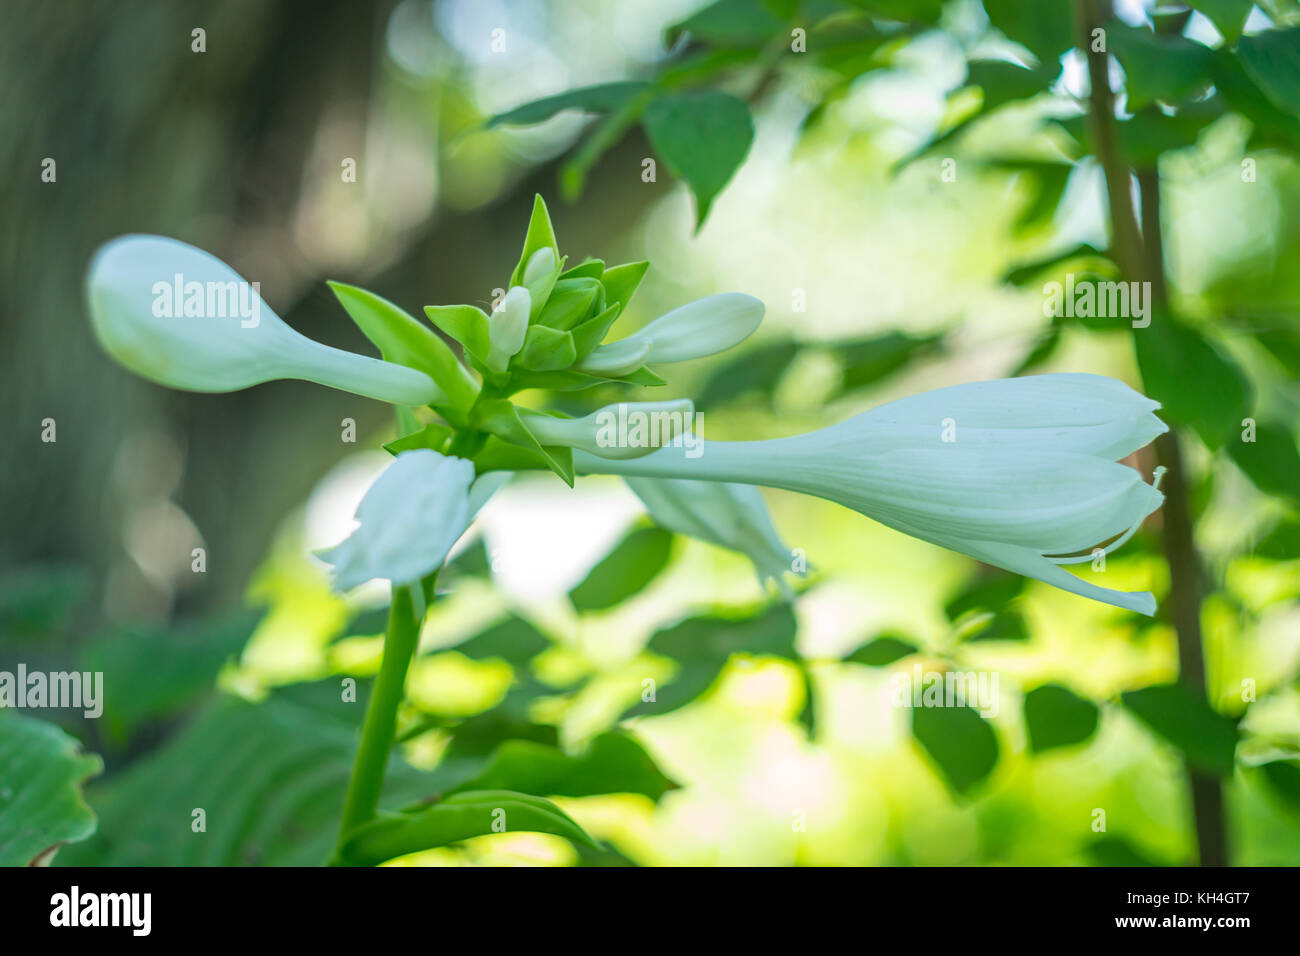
(317, 450, 478, 591)
(626, 476, 799, 595)
(486, 286, 531, 372)
(575, 373, 1168, 615)
(86, 235, 440, 405)
(579, 292, 764, 371)
(522, 399, 696, 460)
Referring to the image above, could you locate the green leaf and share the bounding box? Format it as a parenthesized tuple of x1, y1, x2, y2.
(1134, 314, 1251, 448)
(79, 611, 259, 744)
(423, 303, 491, 365)
(56, 686, 431, 866)
(599, 260, 650, 318)
(537, 278, 602, 331)
(454, 617, 550, 666)
(384, 422, 453, 456)
(1228, 420, 1300, 507)
(571, 303, 623, 359)
(911, 702, 999, 794)
(625, 604, 798, 718)
(570, 527, 674, 612)
(0, 713, 101, 865)
(983, 0, 1074, 64)
(477, 399, 575, 486)
(561, 258, 605, 280)
(1024, 683, 1100, 753)
(430, 733, 676, 802)
(328, 281, 476, 408)
(1238, 28, 1300, 120)
(835, 331, 944, 392)
(1088, 836, 1164, 866)
(698, 341, 799, 410)
(1258, 760, 1300, 814)
(962, 607, 1030, 643)
(944, 570, 1025, 620)
(1186, 0, 1252, 43)
(845, 633, 918, 666)
(510, 194, 560, 288)
(1211, 48, 1300, 149)
(1002, 242, 1109, 287)
(642, 91, 755, 228)
(1121, 684, 1239, 777)
(518, 325, 578, 371)
(488, 81, 653, 128)
(1108, 24, 1212, 111)
(0, 563, 89, 642)
(1254, 518, 1300, 561)
(964, 59, 1055, 112)
(341, 790, 598, 865)
(666, 0, 786, 47)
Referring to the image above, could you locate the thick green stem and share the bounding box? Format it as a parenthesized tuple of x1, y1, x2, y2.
(1074, 0, 1227, 865)
(331, 583, 424, 864)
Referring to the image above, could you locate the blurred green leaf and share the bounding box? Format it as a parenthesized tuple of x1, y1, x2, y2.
(626, 604, 797, 718)
(944, 569, 1025, 619)
(911, 702, 999, 794)
(1024, 683, 1100, 753)
(983, 0, 1074, 64)
(666, 0, 785, 47)
(79, 611, 259, 744)
(0, 563, 89, 642)
(453, 617, 550, 666)
(1088, 836, 1164, 866)
(845, 633, 918, 666)
(426, 732, 676, 802)
(962, 607, 1030, 643)
(1227, 419, 1300, 507)
(488, 81, 652, 128)
(966, 59, 1055, 111)
(1258, 760, 1300, 814)
(698, 341, 799, 409)
(1108, 24, 1211, 111)
(1121, 684, 1239, 777)
(57, 687, 431, 866)
(341, 790, 598, 866)
(570, 527, 674, 612)
(1186, 1, 1252, 43)
(1254, 518, 1300, 560)
(0, 713, 101, 865)
(1002, 242, 1110, 287)
(836, 330, 944, 392)
(1134, 314, 1251, 448)
(1238, 28, 1300, 119)
(642, 90, 755, 227)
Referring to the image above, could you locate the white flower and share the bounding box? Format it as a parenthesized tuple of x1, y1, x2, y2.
(575, 373, 1168, 615)
(578, 292, 763, 370)
(486, 286, 531, 372)
(317, 450, 476, 591)
(86, 235, 440, 405)
(626, 476, 798, 595)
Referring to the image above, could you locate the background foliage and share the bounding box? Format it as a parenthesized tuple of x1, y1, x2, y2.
(2, 0, 1299, 866)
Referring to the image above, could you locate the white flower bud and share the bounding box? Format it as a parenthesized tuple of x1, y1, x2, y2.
(587, 292, 763, 367)
(522, 399, 696, 460)
(522, 247, 557, 285)
(486, 286, 531, 372)
(86, 235, 439, 405)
